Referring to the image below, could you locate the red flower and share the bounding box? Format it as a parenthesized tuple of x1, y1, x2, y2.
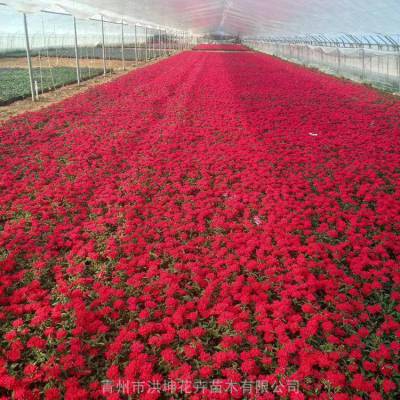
(45, 388, 61, 400)
(0, 47, 399, 398)
(382, 379, 397, 393)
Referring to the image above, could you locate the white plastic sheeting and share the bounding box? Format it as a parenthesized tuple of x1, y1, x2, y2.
(2, 0, 400, 36)
(247, 40, 400, 92)
(0, 1, 190, 104)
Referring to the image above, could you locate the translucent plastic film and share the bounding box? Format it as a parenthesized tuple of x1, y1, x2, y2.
(2, 0, 400, 36)
(0, 2, 189, 105)
(248, 40, 400, 92)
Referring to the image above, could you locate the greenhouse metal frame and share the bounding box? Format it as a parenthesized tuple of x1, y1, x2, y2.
(245, 35, 400, 92)
(0, 2, 195, 104)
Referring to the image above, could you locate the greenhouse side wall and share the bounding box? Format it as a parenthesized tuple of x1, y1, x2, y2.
(0, 4, 194, 105)
(246, 41, 400, 93)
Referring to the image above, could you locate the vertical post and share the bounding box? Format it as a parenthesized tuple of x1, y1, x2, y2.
(150, 28, 152, 60)
(361, 48, 365, 80)
(73, 16, 80, 85)
(164, 29, 167, 56)
(101, 16, 106, 76)
(159, 29, 161, 58)
(369, 52, 373, 78)
(149, 28, 152, 60)
(23, 13, 35, 101)
(398, 52, 400, 91)
(377, 54, 381, 77)
(134, 24, 138, 65)
(152, 29, 155, 58)
(386, 54, 391, 86)
(166, 30, 169, 54)
(86, 46, 91, 78)
(38, 50, 44, 93)
(152, 30, 155, 59)
(145, 27, 148, 62)
(160, 29, 163, 56)
(386, 53, 390, 86)
(121, 18, 125, 70)
(34, 80, 39, 100)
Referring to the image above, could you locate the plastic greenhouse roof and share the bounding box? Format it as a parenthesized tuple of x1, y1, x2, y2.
(3, 0, 400, 36)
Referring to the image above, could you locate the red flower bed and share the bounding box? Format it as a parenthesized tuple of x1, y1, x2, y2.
(193, 44, 249, 51)
(0, 51, 399, 399)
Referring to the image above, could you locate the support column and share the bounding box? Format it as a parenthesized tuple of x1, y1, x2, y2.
(134, 24, 138, 65)
(158, 29, 161, 58)
(121, 19, 125, 70)
(101, 16, 106, 76)
(23, 13, 35, 101)
(73, 16, 80, 85)
(145, 27, 148, 62)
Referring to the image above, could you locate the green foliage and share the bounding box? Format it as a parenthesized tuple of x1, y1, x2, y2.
(0, 67, 104, 105)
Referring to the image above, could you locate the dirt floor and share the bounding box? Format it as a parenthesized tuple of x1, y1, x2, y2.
(0, 56, 128, 70)
(0, 54, 176, 122)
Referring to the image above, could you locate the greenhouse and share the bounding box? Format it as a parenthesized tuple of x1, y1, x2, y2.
(0, 1, 399, 399)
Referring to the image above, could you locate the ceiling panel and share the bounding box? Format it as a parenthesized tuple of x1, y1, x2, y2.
(3, 0, 400, 35)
